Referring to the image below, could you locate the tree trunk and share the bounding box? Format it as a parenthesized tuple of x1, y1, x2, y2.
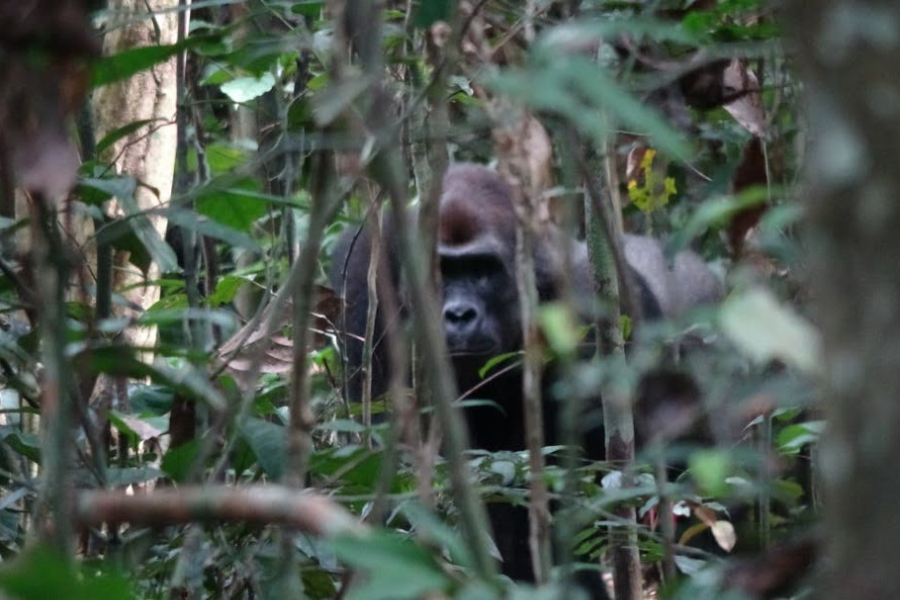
(787, 3, 900, 598)
(92, 0, 179, 349)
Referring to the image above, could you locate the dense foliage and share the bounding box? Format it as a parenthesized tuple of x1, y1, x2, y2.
(0, 1, 825, 599)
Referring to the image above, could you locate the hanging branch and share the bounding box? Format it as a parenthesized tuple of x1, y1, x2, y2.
(75, 486, 365, 536)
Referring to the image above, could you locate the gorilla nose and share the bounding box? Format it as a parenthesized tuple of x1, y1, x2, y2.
(443, 300, 481, 336)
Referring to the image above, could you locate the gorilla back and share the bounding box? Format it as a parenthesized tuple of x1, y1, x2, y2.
(329, 163, 721, 592)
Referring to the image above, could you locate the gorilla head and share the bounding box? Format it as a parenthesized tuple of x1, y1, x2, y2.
(437, 164, 525, 359)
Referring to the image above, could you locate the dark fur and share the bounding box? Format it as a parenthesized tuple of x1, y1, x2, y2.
(330, 163, 720, 597)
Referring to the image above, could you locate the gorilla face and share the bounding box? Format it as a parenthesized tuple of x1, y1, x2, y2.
(439, 239, 520, 359)
(436, 164, 525, 366)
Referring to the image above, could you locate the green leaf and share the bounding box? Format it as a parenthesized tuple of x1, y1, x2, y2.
(106, 466, 162, 487)
(230, 436, 256, 481)
(665, 187, 770, 255)
(161, 440, 201, 483)
(329, 532, 451, 600)
(204, 144, 250, 173)
(689, 449, 731, 496)
(93, 219, 152, 274)
(539, 302, 580, 356)
(402, 502, 474, 569)
(720, 287, 822, 375)
(82, 176, 179, 273)
(478, 351, 521, 379)
(199, 64, 234, 86)
(239, 417, 286, 480)
(539, 18, 699, 50)
(1, 430, 41, 464)
(207, 275, 247, 307)
(167, 208, 261, 251)
(777, 421, 825, 455)
(220, 73, 277, 102)
(0, 545, 81, 600)
(0, 544, 135, 600)
(91, 35, 215, 88)
(413, 0, 451, 28)
(87, 348, 227, 411)
(489, 52, 691, 159)
(196, 179, 267, 232)
(95, 119, 159, 156)
(130, 385, 175, 415)
(107, 412, 140, 448)
(292, 1, 324, 19)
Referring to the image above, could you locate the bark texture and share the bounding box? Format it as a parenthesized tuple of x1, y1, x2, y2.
(787, 3, 900, 599)
(92, 0, 179, 347)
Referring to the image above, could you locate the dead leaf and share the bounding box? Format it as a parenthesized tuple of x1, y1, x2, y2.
(723, 59, 766, 137)
(729, 136, 769, 255)
(216, 286, 340, 387)
(711, 520, 737, 552)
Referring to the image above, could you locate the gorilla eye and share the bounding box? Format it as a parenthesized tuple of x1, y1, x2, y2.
(441, 253, 504, 281)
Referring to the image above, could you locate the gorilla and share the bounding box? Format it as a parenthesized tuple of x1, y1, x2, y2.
(330, 163, 721, 597)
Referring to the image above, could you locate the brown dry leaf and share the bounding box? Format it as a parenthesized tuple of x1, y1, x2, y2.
(712, 519, 737, 552)
(217, 286, 340, 386)
(693, 503, 718, 526)
(493, 112, 554, 227)
(521, 115, 554, 198)
(723, 59, 766, 137)
(626, 144, 648, 183)
(729, 136, 769, 255)
(678, 505, 737, 551)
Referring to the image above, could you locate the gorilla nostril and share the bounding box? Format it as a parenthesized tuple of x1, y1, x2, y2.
(446, 306, 477, 323)
(443, 302, 480, 332)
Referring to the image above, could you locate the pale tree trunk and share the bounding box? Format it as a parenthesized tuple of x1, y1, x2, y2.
(92, 0, 179, 348)
(787, 3, 900, 599)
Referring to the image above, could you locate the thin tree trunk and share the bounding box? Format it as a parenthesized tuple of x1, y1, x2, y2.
(92, 0, 179, 349)
(582, 150, 643, 600)
(787, 3, 900, 599)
